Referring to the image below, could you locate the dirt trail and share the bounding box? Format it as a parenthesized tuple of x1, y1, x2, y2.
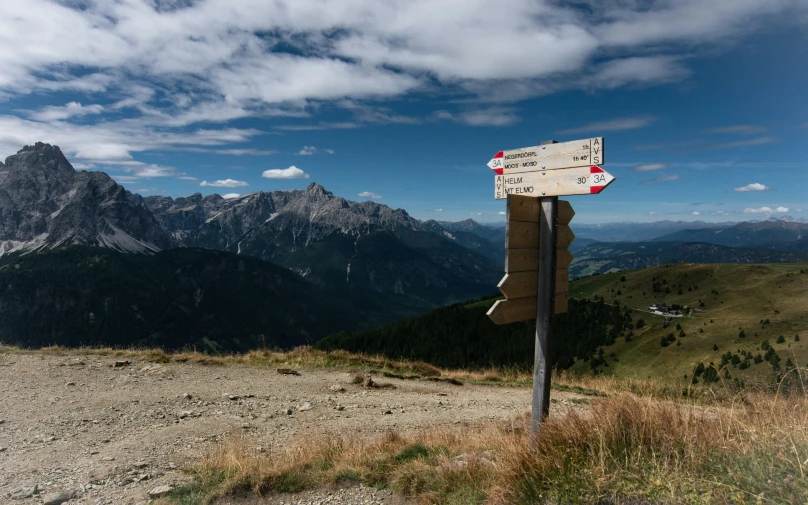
(0, 353, 589, 505)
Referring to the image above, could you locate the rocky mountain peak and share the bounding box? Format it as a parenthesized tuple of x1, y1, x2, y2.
(4, 142, 74, 175)
(305, 182, 333, 198)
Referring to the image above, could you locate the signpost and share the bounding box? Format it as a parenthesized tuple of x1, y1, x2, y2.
(488, 137, 604, 175)
(485, 137, 615, 448)
(495, 166, 615, 199)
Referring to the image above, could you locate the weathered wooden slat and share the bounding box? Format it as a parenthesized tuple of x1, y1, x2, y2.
(557, 248, 574, 268)
(507, 194, 541, 223)
(557, 224, 575, 249)
(555, 292, 569, 314)
(558, 200, 575, 225)
(506, 223, 574, 250)
(487, 292, 569, 324)
(506, 221, 538, 249)
(497, 270, 568, 299)
(505, 247, 573, 272)
(487, 297, 536, 325)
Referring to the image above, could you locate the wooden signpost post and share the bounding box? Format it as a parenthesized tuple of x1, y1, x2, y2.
(486, 138, 614, 447)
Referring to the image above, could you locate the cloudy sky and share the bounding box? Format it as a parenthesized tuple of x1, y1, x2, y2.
(0, 0, 806, 223)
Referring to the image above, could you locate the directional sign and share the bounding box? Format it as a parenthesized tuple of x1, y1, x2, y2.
(506, 248, 573, 273)
(488, 137, 603, 175)
(507, 222, 574, 249)
(486, 292, 568, 325)
(494, 166, 615, 200)
(497, 270, 568, 299)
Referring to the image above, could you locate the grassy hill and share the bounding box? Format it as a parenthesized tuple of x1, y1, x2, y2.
(318, 262, 808, 388)
(570, 262, 808, 384)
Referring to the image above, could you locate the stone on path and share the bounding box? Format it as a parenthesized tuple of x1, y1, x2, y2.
(148, 485, 173, 498)
(42, 492, 72, 505)
(9, 483, 39, 499)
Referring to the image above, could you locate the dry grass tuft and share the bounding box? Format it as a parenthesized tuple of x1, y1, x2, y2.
(166, 386, 808, 505)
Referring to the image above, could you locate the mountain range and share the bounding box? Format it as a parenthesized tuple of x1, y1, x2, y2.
(0, 143, 502, 347)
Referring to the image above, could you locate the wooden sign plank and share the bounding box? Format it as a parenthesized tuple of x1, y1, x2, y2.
(487, 297, 536, 325)
(556, 292, 569, 314)
(490, 137, 604, 175)
(507, 194, 541, 223)
(505, 247, 573, 272)
(558, 200, 575, 225)
(487, 294, 569, 325)
(506, 222, 574, 249)
(557, 248, 574, 269)
(497, 270, 568, 299)
(557, 225, 575, 249)
(494, 165, 615, 199)
(506, 221, 538, 249)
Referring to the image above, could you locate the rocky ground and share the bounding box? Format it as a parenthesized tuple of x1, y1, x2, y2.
(0, 353, 588, 505)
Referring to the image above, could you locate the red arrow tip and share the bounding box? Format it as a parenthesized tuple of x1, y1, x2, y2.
(494, 151, 503, 159)
(590, 186, 604, 194)
(493, 168, 503, 175)
(590, 165, 604, 173)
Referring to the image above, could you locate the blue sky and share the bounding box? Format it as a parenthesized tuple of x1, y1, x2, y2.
(0, 0, 806, 224)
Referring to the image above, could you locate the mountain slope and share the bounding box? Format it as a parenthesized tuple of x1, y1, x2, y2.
(0, 246, 361, 351)
(144, 184, 502, 315)
(0, 143, 172, 255)
(652, 220, 808, 251)
(570, 241, 808, 278)
(569, 263, 808, 382)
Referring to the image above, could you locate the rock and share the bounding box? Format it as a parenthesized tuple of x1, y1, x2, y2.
(178, 411, 192, 419)
(226, 394, 239, 401)
(65, 381, 75, 386)
(182, 393, 193, 400)
(285, 408, 293, 415)
(9, 483, 39, 499)
(329, 384, 345, 392)
(297, 402, 312, 411)
(133, 460, 148, 469)
(276, 368, 301, 375)
(0, 446, 6, 452)
(148, 485, 173, 498)
(42, 492, 72, 505)
(382, 409, 392, 415)
(112, 360, 131, 368)
(362, 373, 375, 388)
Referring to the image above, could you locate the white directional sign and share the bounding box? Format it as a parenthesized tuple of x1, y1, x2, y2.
(494, 166, 615, 199)
(488, 137, 604, 175)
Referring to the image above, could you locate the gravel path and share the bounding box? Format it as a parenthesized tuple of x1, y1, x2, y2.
(0, 352, 587, 504)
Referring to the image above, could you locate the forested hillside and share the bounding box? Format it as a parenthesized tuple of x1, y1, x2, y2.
(316, 297, 632, 370)
(0, 246, 362, 351)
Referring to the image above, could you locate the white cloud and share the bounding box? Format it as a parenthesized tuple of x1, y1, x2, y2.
(691, 211, 700, 216)
(649, 212, 658, 216)
(734, 183, 771, 192)
(433, 107, 520, 127)
(222, 193, 241, 199)
(296, 145, 334, 155)
(701, 137, 777, 150)
(797, 208, 803, 212)
(261, 166, 310, 179)
(558, 116, 656, 135)
(358, 191, 382, 199)
(776, 206, 789, 213)
(632, 163, 667, 172)
(200, 179, 249, 188)
(213, 149, 276, 156)
(703, 125, 766, 135)
(498, 211, 506, 215)
(28, 102, 104, 122)
(743, 207, 770, 214)
(642, 174, 681, 184)
(433, 208, 444, 212)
